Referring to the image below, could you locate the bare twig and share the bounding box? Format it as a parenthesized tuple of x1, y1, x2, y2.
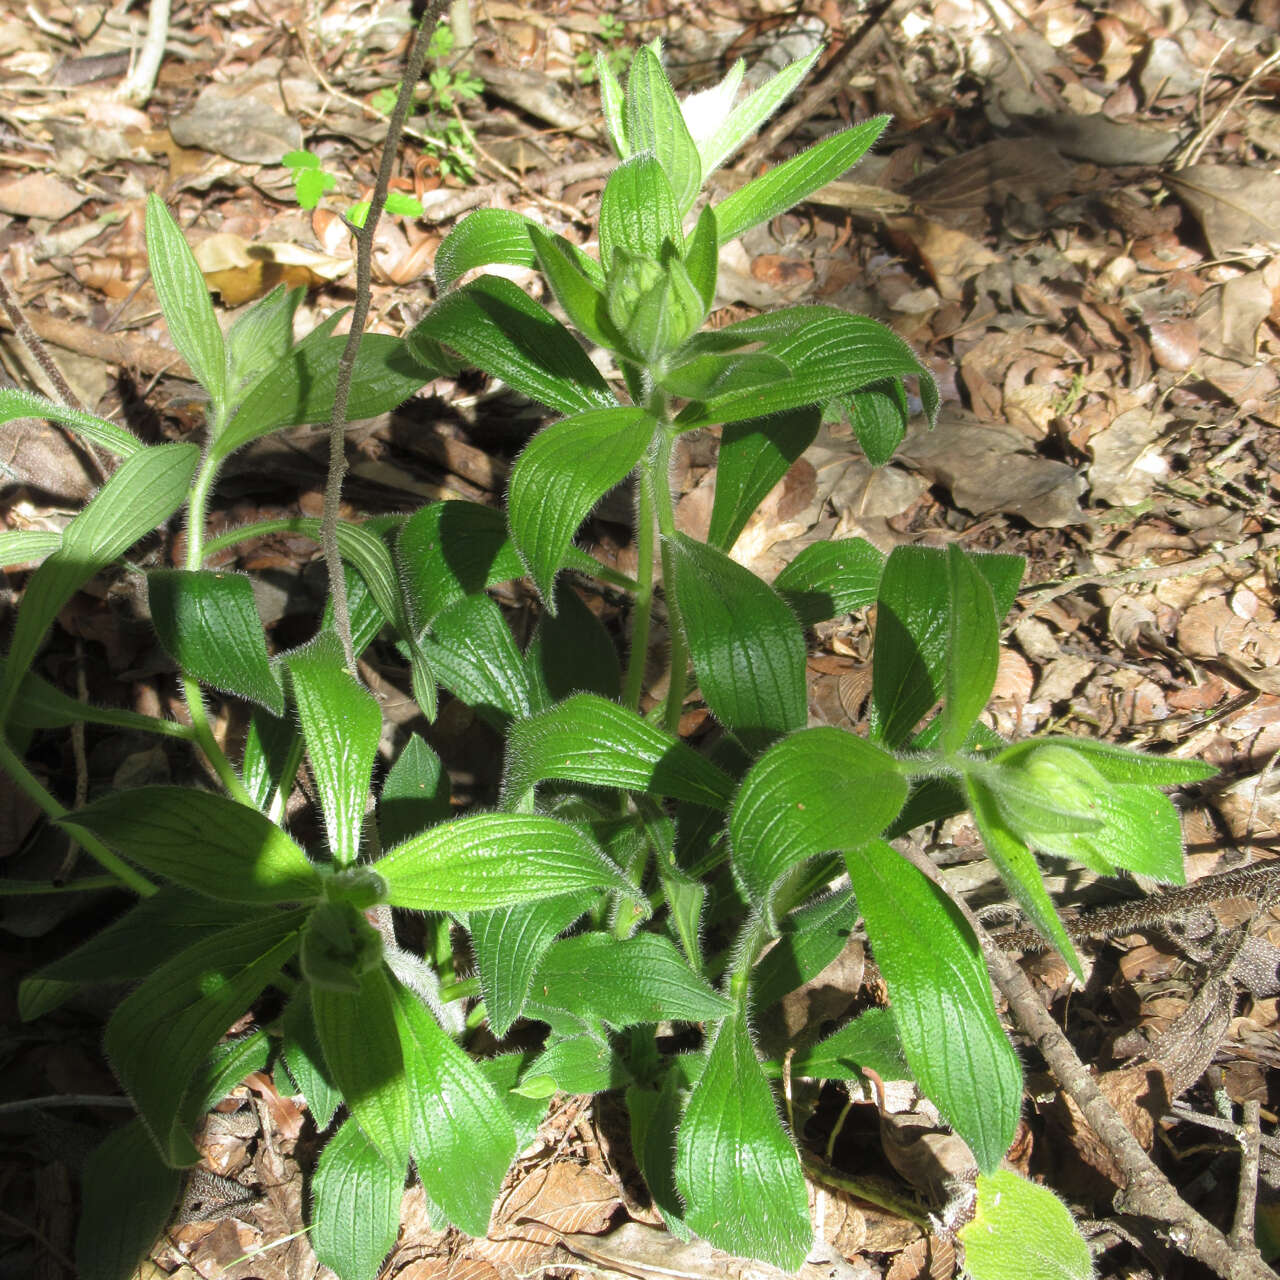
(321, 5, 449, 676)
(117, 0, 171, 106)
(893, 841, 1276, 1280)
(1232, 1099, 1262, 1251)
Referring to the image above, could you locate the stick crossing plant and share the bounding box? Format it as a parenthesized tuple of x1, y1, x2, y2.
(2, 37, 1216, 1280)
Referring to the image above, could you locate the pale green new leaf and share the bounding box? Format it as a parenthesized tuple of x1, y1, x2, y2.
(675, 1010, 812, 1270)
(528, 223, 620, 349)
(598, 153, 682, 270)
(959, 1170, 1095, 1280)
(519, 1031, 626, 1096)
(286, 631, 382, 866)
(625, 46, 701, 214)
(730, 727, 907, 926)
(225, 284, 302, 399)
(844, 840, 1021, 1172)
(148, 569, 284, 714)
(311, 965, 411, 1169)
(392, 980, 516, 1236)
(597, 48, 629, 156)
(501, 692, 735, 809)
(377, 813, 633, 910)
(0, 387, 141, 458)
(60, 787, 323, 904)
(682, 203, 719, 312)
(0, 528, 61, 569)
(535, 932, 732, 1026)
(311, 1117, 403, 1280)
(145, 194, 226, 406)
(104, 909, 306, 1166)
(508, 406, 653, 604)
(713, 116, 888, 245)
(1001, 736, 1216, 788)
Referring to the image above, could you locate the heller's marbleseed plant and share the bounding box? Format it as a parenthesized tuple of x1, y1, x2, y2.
(0, 31, 1221, 1280)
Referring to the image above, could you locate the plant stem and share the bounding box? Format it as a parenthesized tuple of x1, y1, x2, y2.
(0, 734, 155, 896)
(622, 440, 658, 712)
(650, 427, 689, 733)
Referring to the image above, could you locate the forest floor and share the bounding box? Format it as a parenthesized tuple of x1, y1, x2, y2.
(0, 1, 1278, 1278)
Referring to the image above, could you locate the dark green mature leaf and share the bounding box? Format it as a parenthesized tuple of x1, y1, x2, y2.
(528, 224, 620, 349)
(242, 706, 300, 812)
(959, 1169, 1094, 1280)
(502, 693, 735, 809)
(286, 631, 382, 866)
(379, 734, 451, 848)
(659, 351, 790, 403)
(625, 46, 701, 214)
(435, 208, 536, 291)
(730, 727, 906, 925)
(311, 1117, 403, 1280)
(749, 888, 855, 1017)
(76, 1120, 181, 1280)
(470, 892, 595, 1037)
(61, 787, 322, 903)
(420, 593, 532, 722)
(407, 275, 616, 416)
(0, 443, 198, 720)
(392, 980, 516, 1236)
(525, 581, 621, 708)
(145, 194, 226, 406)
(508, 406, 653, 604)
(773, 537, 885, 627)
(216, 325, 434, 462)
(675, 306, 936, 432)
(536, 933, 732, 1026)
(105, 909, 305, 1165)
(377, 813, 633, 910)
(666, 534, 806, 751)
(281, 991, 341, 1128)
(599, 153, 682, 270)
(942, 544, 1000, 753)
(713, 117, 888, 245)
(844, 840, 1021, 1172)
(782, 1008, 907, 1082)
(148, 569, 283, 714)
(706, 408, 820, 552)
(312, 965, 411, 1169)
(849, 377, 910, 466)
(0, 388, 142, 458)
(675, 1010, 811, 1270)
(629, 1072, 692, 1236)
(520, 1031, 628, 1095)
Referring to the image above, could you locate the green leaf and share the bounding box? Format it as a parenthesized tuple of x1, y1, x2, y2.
(76, 1120, 181, 1280)
(407, 275, 616, 417)
(105, 909, 305, 1165)
(942, 544, 1000, 753)
(706, 407, 819, 552)
(682, 203, 719, 313)
(713, 117, 888, 245)
(61, 788, 323, 903)
(696, 49, 821, 177)
(628, 1070, 692, 1235)
(0, 443, 198, 720)
(527, 223, 617, 348)
(285, 631, 382, 866)
(0, 387, 142, 458)
(507, 406, 653, 604)
(301, 899, 385, 992)
(379, 734, 451, 847)
(844, 840, 1021, 1172)
(4, 662, 189, 737)
(519, 1031, 627, 1094)
(675, 306, 936, 432)
(597, 49, 629, 156)
(1004, 736, 1216, 788)
(625, 46, 702, 214)
(435, 208, 538, 291)
(959, 1169, 1095, 1280)
(225, 284, 303, 400)
(392, 980, 516, 1236)
(849, 377, 910, 466)
(665, 533, 806, 751)
(525, 581, 621, 707)
(607, 250, 706, 363)
(598, 153, 682, 271)
(470, 892, 595, 1037)
(312, 965, 411, 1169)
(782, 1008, 907, 1082)
(420, 593, 532, 722)
(536, 932, 732, 1026)
(749, 888, 855, 1016)
(774, 537, 885, 628)
(148, 569, 284, 714)
(730, 727, 907, 925)
(660, 351, 790, 403)
(311, 1117, 404, 1280)
(242, 706, 301, 812)
(217, 325, 433, 462)
(397, 500, 527, 630)
(377, 812, 633, 910)
(675, 1010, 811, 1270)
(145, 194, 227, 406)
(502, 692, 735, 809)
(281, 990, 341, 1128)
(0, 528, 61, 568)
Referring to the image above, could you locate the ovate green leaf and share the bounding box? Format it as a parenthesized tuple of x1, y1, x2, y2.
(773, 537, 885, 627)
(942, 543, 1000, 753)
(311, 1117, 403, 1280)
(625, 46, 702, 213)
(0, 387, 141, 458)
(959, 1170, 1095, 1280)
(598, 153, 681, 270)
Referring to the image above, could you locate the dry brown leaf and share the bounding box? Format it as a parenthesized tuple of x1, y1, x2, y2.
(885, 215, 1000, 301)
(169, 80, 303, 164)
(1167, 165, 1280, 257)
(1087, 404, 1171, 506)
(0, 172, 87, 220)
(1194, 270, 1273, 365)
(193, 231, 351, 305)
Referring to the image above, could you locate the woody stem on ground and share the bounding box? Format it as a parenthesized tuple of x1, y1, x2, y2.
(892, 841, 1274, 1280)
(321, 0, 450, 679)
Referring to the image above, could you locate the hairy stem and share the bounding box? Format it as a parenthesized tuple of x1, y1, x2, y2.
(622, 441, 658, 712)
(321, 3, 448, 678)
(650, 428, 689, 733)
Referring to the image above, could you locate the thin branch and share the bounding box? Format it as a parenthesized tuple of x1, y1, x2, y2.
(893, 841, 1276, 1280)
(1232, 1099, 1261, 1251)
(320, 3, 449, 675)
(117, 0, 171, 107)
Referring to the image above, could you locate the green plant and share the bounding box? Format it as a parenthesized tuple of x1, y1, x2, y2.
(577, 13, 632, 85)
(1, 39, 1229, 1280)
(282, 148, 425, 226)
